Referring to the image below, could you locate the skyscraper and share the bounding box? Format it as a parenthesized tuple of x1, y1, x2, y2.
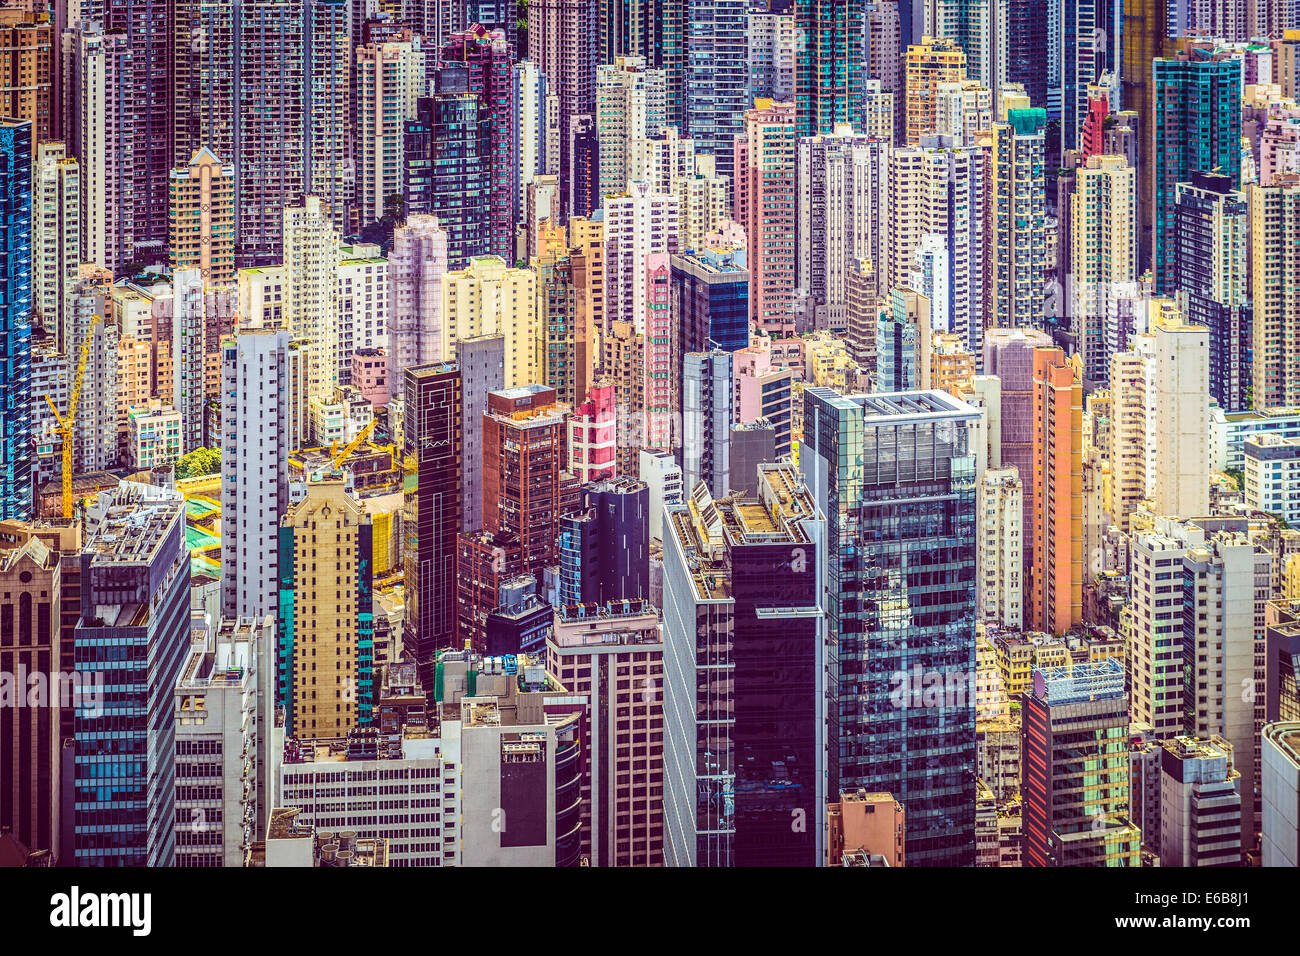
(277, 477, 375, 739)
(663, 463, 825, 866)
(282, 196, 341, 405)
(1022, 660, 1142, 867)
(0, 8, 52, 150)
(356, 34, 425, 225)
(1070, 154, 1136, 384)
(237, 1, 306, 265)
(73, 488, 189, 866)
(1152, 44, 1242, 291)
(440, 25, 517, 259)
(168, 147, 236, 287)
(990, 109, 1047, 329)
(801, 388, 980, 865)
(403, 363, 463, 680)
(31, 142, 77, 351)
(482, 384, 568, 579)
(387, 215, 449, 387)
(0, 118, 31, 520)
(405, 71, 492, 267)
(904, 36, 966, 146)
(735, 100, 796, 337)
(1249, 177, 1300, 410)
(1173, 172, 1249, 412)
(683, 0, 748, 182)
(221, 330, 292, 621)
(1029, 347, 1082, 636)
(795, 0, 862, 136)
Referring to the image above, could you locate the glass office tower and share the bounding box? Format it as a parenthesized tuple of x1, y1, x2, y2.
(801, 388, 979, 865)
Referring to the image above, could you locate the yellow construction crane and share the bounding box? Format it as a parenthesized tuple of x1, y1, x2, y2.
(44, 314, 103, 519)
(330, 418, 378, 472)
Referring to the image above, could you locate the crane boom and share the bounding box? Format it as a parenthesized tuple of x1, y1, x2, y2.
(331, 418, 378, 472)
(45, 314, 102, 519)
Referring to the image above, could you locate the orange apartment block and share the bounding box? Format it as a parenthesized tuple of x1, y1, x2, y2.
(1031, 347, 1083, 635)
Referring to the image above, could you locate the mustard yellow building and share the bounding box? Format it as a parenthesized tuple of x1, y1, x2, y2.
(279, 478, 374, 739)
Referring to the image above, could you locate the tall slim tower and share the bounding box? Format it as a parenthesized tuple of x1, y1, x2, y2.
(282, 196, 341, 404)
(0, 119, 31, 521)
(403, 363, 462, 683)
(1030, 347, 1082, 636)
(277, 478, 374, 739)
(31, 142, 79, 351)
(168, 147, 236, 287)
(221, 330, 292, 621)
(735, 100, 796, 336)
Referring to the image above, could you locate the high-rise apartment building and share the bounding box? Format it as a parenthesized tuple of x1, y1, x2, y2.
(1250, 177, 1300, 410)
(221, 330, 292, 621)
(277, 477, 374, 739)
(794, 0, 861, 136)
(1152, 44, 1242, 291)
(169, 147, 236, 287)
(1022, 660, 1142, 866)
(441, 256, 540, 389)
(734, 100, 796, 336)
(990, 109, 1047, 329)
(1071, 154, 1136, 384)
(356, 35, 425, 225)
(31, 142, 77, 351)
(76, 27, 137, 274)
(978, 467, 1024, 630)
(801, 389, 979, 865)
(387, 216, 448, 388)
(283, 197, 341, 404)
(1029, 347, 1082, 636)
(887, 139, 985, 355)
(529, 0, 598, 216)
(439, 25, 516, 260)
(482, 385, 569, 579)
(905, 36, 967, 146)
(596, 56, 667, 198)
(1173, 172, 1249, 412)
(683, 0, 748, 182)
(1151, 307, 1209, 519)
(0, 9, 51, 150)
(237, 1, 306, 265)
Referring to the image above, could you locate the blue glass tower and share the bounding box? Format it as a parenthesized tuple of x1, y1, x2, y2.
(684, 0, 748, 181)
(801, 388, 980, 866)
(1152, 46, 1241, 293)
(0, 118, 32, 520)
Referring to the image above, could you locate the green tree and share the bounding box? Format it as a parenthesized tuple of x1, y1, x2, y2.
(177, 447, 221, 479)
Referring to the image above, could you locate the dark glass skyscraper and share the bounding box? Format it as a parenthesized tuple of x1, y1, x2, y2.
(406, 66, 492, 268)
(557, 477, 650, 606)
(0, 118, 31, 520)
(662, 463, 825, 866)
(440, 25, 517, 261)
(404, 364, 464, 684)
(1152, 46, 1242, 293)
(801, 388, 979, 866)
